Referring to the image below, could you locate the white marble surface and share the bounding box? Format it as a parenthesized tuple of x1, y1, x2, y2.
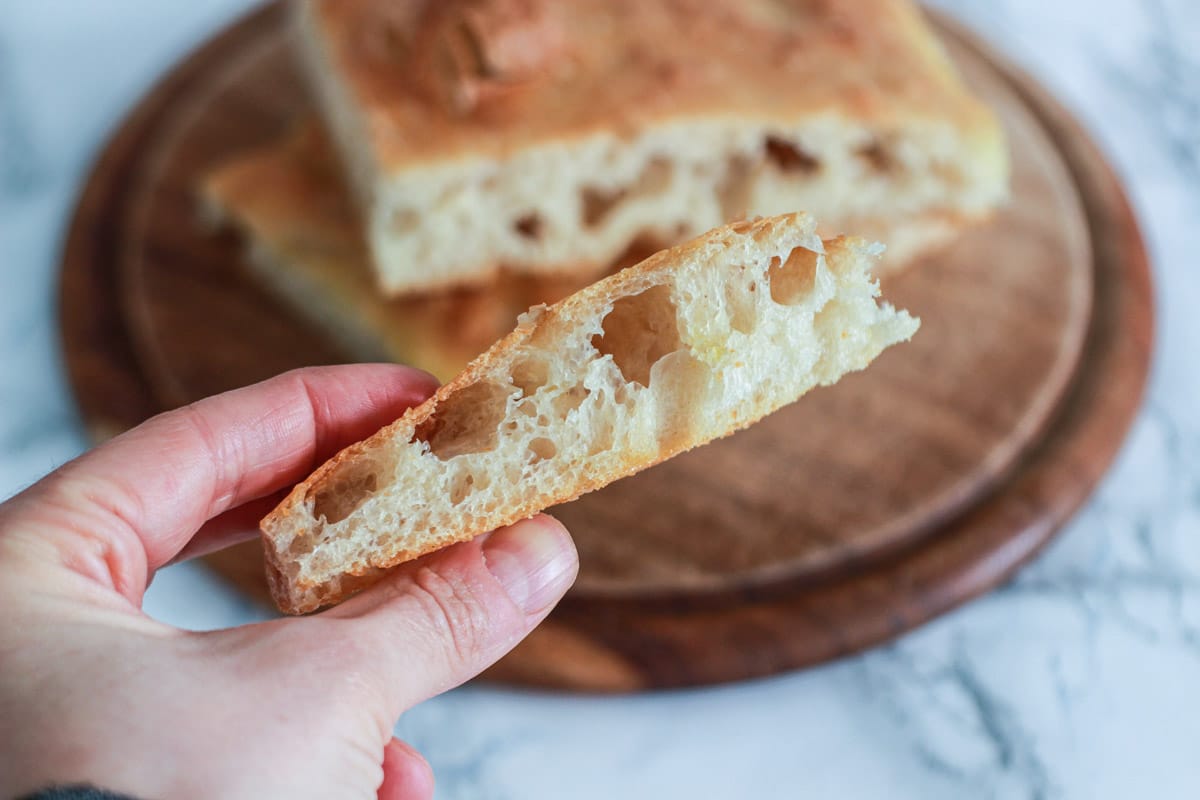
(2, 1, 1198, 797)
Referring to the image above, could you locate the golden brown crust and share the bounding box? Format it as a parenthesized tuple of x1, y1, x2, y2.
(303, 0, 997, 166)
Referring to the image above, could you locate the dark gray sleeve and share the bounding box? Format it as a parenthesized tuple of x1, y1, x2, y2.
(16, 786, 143, 800)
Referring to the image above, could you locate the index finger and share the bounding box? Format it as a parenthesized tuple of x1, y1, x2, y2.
(3, 365, 437, 601)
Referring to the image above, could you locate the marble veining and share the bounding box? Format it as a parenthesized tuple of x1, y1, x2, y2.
(1101, 1, 1200, 183)
(0, 36, 46, 198)
(2, 1, 1198, 798)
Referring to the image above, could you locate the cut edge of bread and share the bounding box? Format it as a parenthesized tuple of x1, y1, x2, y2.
(260, 213, 919, 614)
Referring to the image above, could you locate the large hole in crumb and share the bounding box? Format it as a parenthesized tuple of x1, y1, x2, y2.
(308, 462, 382, 525)
(591, 284, 682, 387)
(632, 157, 672, 195)
(513, 213, 543, 239)
(588, 421, 615, 456)
(768, 247, 821, 305)
(582, 186, 624, 227)
(412, 380, 513, 460)
(551, 384, 589, 416)
(449, 472, 475, 504)
(581, 158, 672, 228)
(510, 353, 549, 396)
(857, 140, 893, 173)
(718, 156, 754, 220)
(528, 437, 557, 464)
(765, 136, 821, 174)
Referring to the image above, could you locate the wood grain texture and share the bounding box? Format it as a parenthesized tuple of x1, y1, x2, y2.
(58, 3, 1153, 690)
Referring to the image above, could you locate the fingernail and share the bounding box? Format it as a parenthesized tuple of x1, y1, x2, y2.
(482, 516, 577, 614)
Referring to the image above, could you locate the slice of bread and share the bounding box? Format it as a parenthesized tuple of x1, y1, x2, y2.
(260, 213, 919, 613)
(296, 0, 1007, 294)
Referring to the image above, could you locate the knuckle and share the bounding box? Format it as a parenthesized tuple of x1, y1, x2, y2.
(174, 401, 244, 507)
(407, 565, 493, 670)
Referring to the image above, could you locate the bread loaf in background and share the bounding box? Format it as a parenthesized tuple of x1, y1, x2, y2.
(295, 0, 1007, 295)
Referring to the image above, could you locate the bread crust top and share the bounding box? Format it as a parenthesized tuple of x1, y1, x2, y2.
(300, 0, 998, 167)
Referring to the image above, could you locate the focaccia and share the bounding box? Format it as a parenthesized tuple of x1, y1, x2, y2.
(296, 0, 1007, 294)
(260, 213, 919, 613)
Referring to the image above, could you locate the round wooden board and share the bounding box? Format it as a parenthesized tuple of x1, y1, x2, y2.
(60, 3, 1152, 690)
(122, 7, 1095, 595)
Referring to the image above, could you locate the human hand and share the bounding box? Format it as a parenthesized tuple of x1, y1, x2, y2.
(0, 365, 578, 799)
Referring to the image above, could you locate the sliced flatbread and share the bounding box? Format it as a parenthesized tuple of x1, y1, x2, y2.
(261, 213, 919, 613)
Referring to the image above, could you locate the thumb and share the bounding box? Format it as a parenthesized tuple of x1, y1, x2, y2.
(320, 515, 577, 714)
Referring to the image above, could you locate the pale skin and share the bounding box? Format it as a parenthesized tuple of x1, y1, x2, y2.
(0, 365, 580, 799)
